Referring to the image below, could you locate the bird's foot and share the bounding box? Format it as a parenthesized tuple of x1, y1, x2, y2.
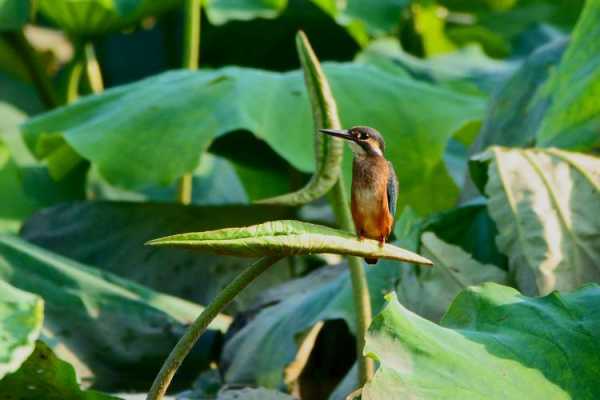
(378, 236, 385, 247)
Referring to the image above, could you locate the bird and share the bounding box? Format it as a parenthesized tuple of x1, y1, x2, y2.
(320, 126, 398, 264)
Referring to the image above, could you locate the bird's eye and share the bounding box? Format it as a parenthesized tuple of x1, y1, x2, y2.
(358, 132, 369, 140)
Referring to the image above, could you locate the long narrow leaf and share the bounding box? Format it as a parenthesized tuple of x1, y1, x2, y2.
(257, 31, 344, 205)
(148, 220, 433, 265)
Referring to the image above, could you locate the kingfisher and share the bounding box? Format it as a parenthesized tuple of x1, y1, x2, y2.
(320, 126, 398, 264)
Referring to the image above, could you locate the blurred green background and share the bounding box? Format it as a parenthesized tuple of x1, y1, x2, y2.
(1, 0, 599, 399)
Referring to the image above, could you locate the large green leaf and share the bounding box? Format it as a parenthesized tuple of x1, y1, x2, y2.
(356, 38, 517, 96)
(0, 234, 229, 390)
(20, 201, 298, 312)
(205, 0, 409, 43)
(220, 218, 505, 392)
(482, 147, 600, 296)
(37, 0, 180, 35)
(88, 153, 248, 205)
(439, 0, 583, 56)
(535, 0, 600, 150)
(0, 280, 43, 380)
(0, 0, 31, 31)
(362, 283, 600, 399)
(421, 200, 507, 269)
(396, 232, 506, 322)
(0, 104, 86, 233)
(22, 64, 484, 214)
(470, 39, 567, 153)
(0, 341, 118, 400)
(148, 220, 433, 265)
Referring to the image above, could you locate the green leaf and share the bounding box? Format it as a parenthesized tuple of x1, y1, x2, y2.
(396, 232, 507, 322)
(0, 281, 43, 380)
(535, 0, 600, 150)
(21, 201, 298, 312)
(484, 147, 600, 295)
(421, 200, 507, 269)
(22, 64, 484, 214)
(362, 283, 600, 399)
(0, 341, 119, 400)
(0, 0, 31, 31)
(88, 154, 248, 205)
(470, 39, 567, 153)
(148, 220, 433, 265)
(204, 0, 288, 24)
(216, 388, 294, 400)
(0, 104, 86, 233)
(221, 221, 505, 390)
(37, 0, 180, 35)
(258, 31, 343, 205)
(0, 234, 229, 390)
(356, 38, 517, 96)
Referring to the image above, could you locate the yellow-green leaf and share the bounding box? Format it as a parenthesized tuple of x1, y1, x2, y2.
(148, 220, 433, 265)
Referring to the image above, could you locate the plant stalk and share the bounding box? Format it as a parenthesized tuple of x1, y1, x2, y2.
(146, 255, 282, 400)
(3, 29, 59, 108)
(177, 0, 201, 204)
(66, 43, 85, 104)
(84, 42, 104, 93)
(329, 175, 374, 385)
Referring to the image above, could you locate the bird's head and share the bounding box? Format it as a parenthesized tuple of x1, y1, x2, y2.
(320, 126, 385, 158)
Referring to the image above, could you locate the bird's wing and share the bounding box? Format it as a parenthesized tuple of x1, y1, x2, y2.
(386, 161, 398, 218)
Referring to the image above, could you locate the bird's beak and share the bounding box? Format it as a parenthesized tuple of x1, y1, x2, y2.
(319, 128, 354, 141)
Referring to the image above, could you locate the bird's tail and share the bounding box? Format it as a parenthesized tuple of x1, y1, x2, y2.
(365, 257, 378, 265)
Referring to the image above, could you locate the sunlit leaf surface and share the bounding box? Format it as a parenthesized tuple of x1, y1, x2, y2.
(362, 284, 600, 399)
(482, 147, 600, 295)
(21, 201, 298, 312)
(221, 216, 506, 391)
(536, 0, 600, 150)
(0, 235, 229, 390)
(37, 0, 180, 35)
(0, 0, 31, 30)
(22, 64, 484, 214)
(0, 281, 43, 380)
(0, 341, 119, 399)
(148, 220, 433, 265)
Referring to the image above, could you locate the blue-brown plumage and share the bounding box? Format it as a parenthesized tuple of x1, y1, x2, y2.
(320, 126, 398, 264)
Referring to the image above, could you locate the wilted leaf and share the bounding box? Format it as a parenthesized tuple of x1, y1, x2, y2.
(0, 341, 119, 399)
(0, 280, 43, 380)
(20, 201, 298, 312)
(22, 63, 484, 214)
(148, 220, 433, 265)
(0, 0, 31, 31)
(0, 234, 229, 390)
(362, 283, 600, 399)
(483, 147, 600, 296)
(535, 0, 600, 150)
(37, 0, 180, 35)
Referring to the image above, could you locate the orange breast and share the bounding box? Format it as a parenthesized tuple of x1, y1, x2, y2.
(351, 157, 394, 241)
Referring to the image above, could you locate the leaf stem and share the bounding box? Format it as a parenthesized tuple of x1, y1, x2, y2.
(84, 41, 104, 93)
(177, 0, 201, 204)
(3, 29, 59, 108)
(65, 43, 85, 104)
(329, 175, 374, 385)
(146, 255, 282, 400)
